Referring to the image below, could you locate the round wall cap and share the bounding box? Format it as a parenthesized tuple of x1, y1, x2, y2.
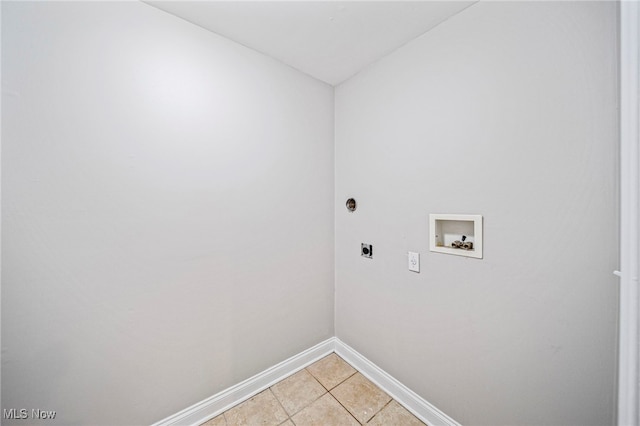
(346, 198, 357, 212)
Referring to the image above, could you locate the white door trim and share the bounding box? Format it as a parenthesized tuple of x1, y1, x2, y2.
(618, 2, 640, 425)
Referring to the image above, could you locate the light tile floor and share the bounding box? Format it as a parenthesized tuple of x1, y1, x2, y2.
(201, 353, 426, 426)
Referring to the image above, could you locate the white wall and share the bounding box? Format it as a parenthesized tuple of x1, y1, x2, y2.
(1, 2, 334, 425)
(335, 2, 618, 425)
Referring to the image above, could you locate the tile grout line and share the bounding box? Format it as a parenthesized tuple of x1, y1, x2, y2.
(267, 388, 290, 424)
(306, 354, 364, 423)
(289, 360, 354, 424)
(366, 399, 394, 425)
(306, 358, 363, 424)
(326, 355, 395, 425)
(310, 353, 359, 392)
(271, 362, 334, 423)
(326, 391, 366, 425)
(297, 353, 383, 425)
(203, 352, 414, 426)
(285, 353, 362, 425)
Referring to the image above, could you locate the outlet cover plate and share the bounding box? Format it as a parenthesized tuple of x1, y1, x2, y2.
(408, 251, 420, 272)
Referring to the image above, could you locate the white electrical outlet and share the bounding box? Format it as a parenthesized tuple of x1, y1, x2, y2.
(408, 252, 420, 272)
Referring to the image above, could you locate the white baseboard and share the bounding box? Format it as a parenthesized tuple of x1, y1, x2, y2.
(151, 338, 336, 426)
(152, 337, 460, 426)
(334, 338, 461, 426)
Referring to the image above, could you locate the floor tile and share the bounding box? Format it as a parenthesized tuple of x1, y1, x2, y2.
(271, 369, 326, 416)
(330, 373, 392, 423)
(198, 352, 427, 426)
(366, 400, 425, 426)
(223, 389, 288, 426)
(201, 414, 226, 426)
(306, 354, 357, 390)
(290, 393, 360, 426)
